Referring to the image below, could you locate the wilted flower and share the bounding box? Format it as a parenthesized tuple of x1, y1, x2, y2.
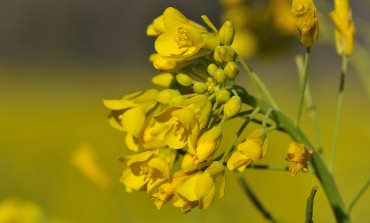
(285, 141, 314, 176)
(227, 129, 268, 171)
(291, 0, 319, 47)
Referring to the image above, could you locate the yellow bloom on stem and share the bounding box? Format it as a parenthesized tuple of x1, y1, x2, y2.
(285, 141, 314, 176)
(181, 127, 222, 170)
(103, 89, 158, 151)
(120, 148, 176, 192)
(227, 129, 268, 172)
(155, 107, 200, 149)
(330, 0, 355, 55)
(149, 7, 220, 71)
(291, 0, 319, 47)
(173, 161, 224, 213)
(148, 170, 193, 209)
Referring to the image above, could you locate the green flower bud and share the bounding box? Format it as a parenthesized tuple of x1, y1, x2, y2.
(176, 73, 193, 86)
(219, 21, 235, 46)
(193, 81, 208, 94)
(213, 46, 223, 63)
(155, 89, 180, 105)
(207, 63, 218, 76)
(169, 95, 186, 106)
(224, 95, 242, 117)
(151, 73, 175, 88)
(224, 61, 239, 80)
(218, 45, 237, 63)
(215, 89, 231, 104)
(214, 69, 227, 84)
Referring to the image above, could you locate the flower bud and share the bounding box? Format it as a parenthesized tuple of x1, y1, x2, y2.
(193, 82, 208, 94)
(291, 0, 319, 47)
(152, 73, 176, 88)
(223, 95, 242, 117)
(215, 89, 231, 104)
(219, 21, 235, 46)
(176, 73, 194, 86)
(207, 63, 218, 76)
(218, 45, 237, 63)
(155, 89, 180, 104)
(223, 61, 239, 80)
(213, 46, 223, 63)
(214, 69, 227, 84)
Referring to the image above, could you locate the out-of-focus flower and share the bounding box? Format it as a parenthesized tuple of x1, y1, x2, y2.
(120, 148, 176, 192)
(173, 161, 224, 213)
(149, 7, 220, 71)
(291, 0, 319, 47)
(0, 198, 45, 223)
(285, 141, 314, 176)
(330, 0, 355, 55)
(227, 129, 268, 171)
(269, 0, 297, 36)
(72, 143, 111, 189)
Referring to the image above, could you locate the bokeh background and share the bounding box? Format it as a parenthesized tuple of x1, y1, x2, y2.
(1, 0, 369, 222)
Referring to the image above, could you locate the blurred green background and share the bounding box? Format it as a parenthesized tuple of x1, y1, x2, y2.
(1, 0, 369, 222)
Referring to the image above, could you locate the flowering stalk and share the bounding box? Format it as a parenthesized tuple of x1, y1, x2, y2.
(237, 88, 350, 223)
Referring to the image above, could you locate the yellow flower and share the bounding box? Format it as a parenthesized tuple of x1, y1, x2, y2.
(269, 0, 297, 36)
(227, 129, 268, 171)
(149, 7, 220, 71)
(182, 127, 222, 170)
(120, 148, 176, 192)
(149, 53, 192, 72)
(330, 0, 355, 55)
(285, 141, 314, 176)
(155, 107, 200, 149)
(291, 0, 319, 47)
(0, 198, 45, 223)
(173, 161, 224, 213)
(103, 89, 158, 151)
(148, 170, 193, 209)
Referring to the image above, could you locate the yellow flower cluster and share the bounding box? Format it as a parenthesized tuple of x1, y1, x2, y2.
(104, 7, 314, 213)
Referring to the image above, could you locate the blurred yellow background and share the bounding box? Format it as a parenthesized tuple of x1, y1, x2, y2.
(1, 0, 369, 222)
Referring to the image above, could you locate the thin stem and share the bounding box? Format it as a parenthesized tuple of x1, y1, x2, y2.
(295, 55, 323, 153)
(295, 47, 311, 126)
(247, 164, 289, 171)
(219, 107, 260, 163)
(236, 172, 278, 223)
(329, 55, 348, 172)
(237, 56, 279, 110)
(262, 108, 273, 130)
(347, 178, 370, 213)
(306, 186, 318, 223)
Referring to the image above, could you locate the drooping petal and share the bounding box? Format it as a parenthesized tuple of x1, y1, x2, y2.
(121, 106, 146, 138)
(120, 168, 148, 192)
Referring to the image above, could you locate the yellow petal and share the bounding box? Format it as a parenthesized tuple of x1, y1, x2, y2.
(195, 174, 215, 209)
(120, 168, 148, 192)
(176, 173, 201, 201)
(148, 157, 170, 179)
(121, 106, 146, 138)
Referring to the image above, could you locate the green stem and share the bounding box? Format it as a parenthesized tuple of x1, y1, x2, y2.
(347, 178, 370, 213)
(295, 55, 323, 153)
(235, 86, 350, 223)
(295, 47, 311, 127)
(236, 172, 278, 223)
(220, 107, 260, 163)
(237, 56, 279, 110)
(247, 164, 289, 171)
(329, 55, 348, 172)
(306, 186, 318, 223)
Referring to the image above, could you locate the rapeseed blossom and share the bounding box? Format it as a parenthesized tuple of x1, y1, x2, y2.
(330, 0, 355, 55)
(285, 142, 314, 176)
